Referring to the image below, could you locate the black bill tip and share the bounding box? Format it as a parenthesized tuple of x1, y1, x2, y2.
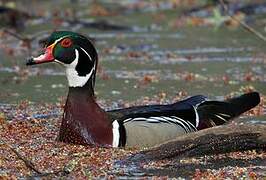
(26, 58, 36, 66)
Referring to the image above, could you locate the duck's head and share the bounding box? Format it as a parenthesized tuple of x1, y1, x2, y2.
(27, 31, 97, 88)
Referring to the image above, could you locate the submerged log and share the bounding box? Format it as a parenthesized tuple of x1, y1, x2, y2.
(135, 124, 266, 161)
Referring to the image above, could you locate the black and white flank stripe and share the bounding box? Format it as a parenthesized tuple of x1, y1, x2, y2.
(123, 116, 197, 133)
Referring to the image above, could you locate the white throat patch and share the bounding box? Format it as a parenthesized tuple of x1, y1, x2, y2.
(65, 49, 95, 87)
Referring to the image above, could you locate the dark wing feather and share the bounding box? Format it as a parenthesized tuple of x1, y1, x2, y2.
(197, 92, 260, 129)
(107, 95, 207, 127)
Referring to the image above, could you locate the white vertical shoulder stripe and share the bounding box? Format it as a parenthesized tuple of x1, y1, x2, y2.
(193, 106, 199, 127)
(112, 120, 120, 147)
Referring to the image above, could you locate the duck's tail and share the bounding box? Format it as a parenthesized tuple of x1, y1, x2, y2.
(196, 92, 260, 130)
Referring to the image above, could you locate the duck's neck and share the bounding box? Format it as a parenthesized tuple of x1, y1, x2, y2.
(57, 82, 113, 146)
(68, 81, 95, 98)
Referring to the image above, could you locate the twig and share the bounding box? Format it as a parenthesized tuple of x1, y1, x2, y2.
(27, 170, 64, 178)
(4, 142, 42, 174)
(2, 29, 51, 41)
(1, 140, 66, 177)
(219, 0, 266, 42)
(3, 29, 25, 41)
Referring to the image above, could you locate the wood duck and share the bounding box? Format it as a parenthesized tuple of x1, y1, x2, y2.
(26, 31, 260, 148)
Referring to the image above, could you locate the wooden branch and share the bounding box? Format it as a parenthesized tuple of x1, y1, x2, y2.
(4, 142, 42, 174)
(2, 140, 65, 177)
(3, 29, 25, 41)
(132, 124, 266, 161)
(219, 0, 266, 42)
(27, 170, 64, 178)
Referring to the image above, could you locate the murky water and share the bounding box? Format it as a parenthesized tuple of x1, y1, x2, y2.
(0, 1, 265, 121)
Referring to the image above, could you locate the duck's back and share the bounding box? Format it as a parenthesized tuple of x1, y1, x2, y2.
(107, 92, 260, 148)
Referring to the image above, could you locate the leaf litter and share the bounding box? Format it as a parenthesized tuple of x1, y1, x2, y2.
(0, 90, 265, 178)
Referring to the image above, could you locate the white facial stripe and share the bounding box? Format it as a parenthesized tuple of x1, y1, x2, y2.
(54, 59, 65, 65)
(112, 120, 120, 147)
(65, 49, 95, 87)
(80, 47, 92, 61)
(54, 36, 69, 45)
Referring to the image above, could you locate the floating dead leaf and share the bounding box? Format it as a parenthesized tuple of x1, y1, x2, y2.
(166, 52, 177, 59)
(18, 100, 31, 110)
(64, 158, 80, 174)
(248, 171, 257, 179)
(0, 113, 6, 125)
(225, 12, 246, 28)
(127, 51, 143, 58)
(152, 13, 166, 23)
(222, 75, 230, 85)
(97, 65, 110, 80)
(239, 85, 256, 93)
(158, 92, 167, 100)
(187, 17, 206, 26)
(4, 47, 14, 56)
(184, 72, 195, 81)
(244, 72, 254, 81)
(138, 75, 159, 86)
(90, 2, 112, 16)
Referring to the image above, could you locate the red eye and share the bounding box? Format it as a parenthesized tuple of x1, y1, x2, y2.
(60, 38, 72, 48)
